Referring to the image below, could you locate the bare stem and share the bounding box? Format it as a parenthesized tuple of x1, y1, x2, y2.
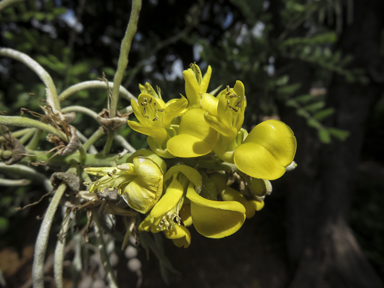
(110, 0, 142, 118)
(54, 208, 71, 288)
(61, 105, 98, 121)
(0, 163, 52, 191)
(83, 128, 105, 152)
(59, 80, 136, 103)
(92, 209, 119, 288)
(0, 116, 67, 141)
(0, 48, 60, 110)
(32, 183, 67, 288)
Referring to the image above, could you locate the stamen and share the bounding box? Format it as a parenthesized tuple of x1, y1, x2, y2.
(145, 116, 149, 119)
(153, 117, 158, 121)
(227, 100, 230, 105)
(154, 102, 156, 106)
(229, 93, 238, 98)
(158, 109, 164, 112)
(149, 98, 152, 104)
(143, 108, 146, 114)
(229, 105, 238, 112)
(140, 102, 146, 106)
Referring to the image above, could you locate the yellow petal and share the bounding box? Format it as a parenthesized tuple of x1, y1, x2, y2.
(244, 120, 296, 167)
(163, 97, 189, 127)
(164, 226, 191, 248)
(150, 175, 183, 219)
(122, 176, 162, 214)
(209, 173, 255, 218)
(179, 203, 193, 226)
(200, 65, 212, 95)
(186, 183, 245, 238)
(234, 120, 297, 180)
(167, 108, 219, 157)
(200, 93, 218, 116)
(128, 121, 168, 145)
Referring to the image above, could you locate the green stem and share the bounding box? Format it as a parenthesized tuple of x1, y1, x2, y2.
(18, 128, 36, 145)
(0, 178, 30, 186)
(0, 0, 25, 11)
(0, 48, 60, 110)
(0, 162, 52, 191)
(58, 80, 136, 103)
(0, 128, 30, 142)
(114, 134, 136, 152)
(61, 106, 98, 121)
(83, 128, 105, 152)
(110, 0, 142, 118)
(26, 129, 42, 150)
(54, 208, 71, 288)
(32, 183, 67, 288)
(0, 116, 67, 141)
(92, 209, 119, 288)
(103, 131, 115, 155)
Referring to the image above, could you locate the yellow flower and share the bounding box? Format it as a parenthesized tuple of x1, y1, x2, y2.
(234, 119, 297, 180)
(183, 63, 212, 108)
(166, 108, 219, 157)
(84, 151, 166, 214)
(128, 88, 188, 158)
(139, 174, 191, 248)
(201, 81, 246, 140)
(166, 64, 218, 157)
(200, 81, 247, 162)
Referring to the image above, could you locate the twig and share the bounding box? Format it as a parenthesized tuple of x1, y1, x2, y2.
(58, 80, 136, 103)
(110, 0, 142, 118)
(0, 116, 67, 141)
(0, 163, 52, 191)
(92, 209, 119, 288)
(0, 48, 60, 110)
(32, 183, 67, 288)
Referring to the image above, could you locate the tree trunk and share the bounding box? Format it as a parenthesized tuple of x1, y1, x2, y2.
(275, 0, 384, 287)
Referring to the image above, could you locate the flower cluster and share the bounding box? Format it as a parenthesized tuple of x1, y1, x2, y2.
(85, 64, 297, 248)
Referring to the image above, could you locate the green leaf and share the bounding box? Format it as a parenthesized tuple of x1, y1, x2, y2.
(278, 83, 301, 95)
(313, 108, 334, 121)
(294, 94, 313, 103)
(303, 101, 325, 112)
(0, 217, 9, 233)
(328, 128, 350, 141)
(307, 118, 322, 129)
(318, 128, 331, 144)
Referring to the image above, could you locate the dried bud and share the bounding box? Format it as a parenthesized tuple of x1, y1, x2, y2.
(97, 109, 129, 132)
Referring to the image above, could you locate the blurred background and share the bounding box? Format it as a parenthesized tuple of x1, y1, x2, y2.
(0, 0, 383, 287)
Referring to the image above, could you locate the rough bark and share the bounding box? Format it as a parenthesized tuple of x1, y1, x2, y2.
(274, 0, 384, 287)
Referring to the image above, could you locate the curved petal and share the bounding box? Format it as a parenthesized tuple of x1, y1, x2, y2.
(244, 120, 297, 167)
(163, 97, 189, 127)
(186, 183, 246, 238)
(209, 173, 255, 218)
(150, 176, 183, 218)
(179, 203, 193, 226)
(183, 70, 200, 108)
(200, 65, 212, 94)
(147, 137, 175, 159)
(164, 225, 191, 248)
(167, 108, 219, 157)
(204, 113, 238, 139)
(128, 121, 168, 144)
(122, 177, 161, 214)
(234, 142, 287, 180)
(200, 93, 218, 116)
